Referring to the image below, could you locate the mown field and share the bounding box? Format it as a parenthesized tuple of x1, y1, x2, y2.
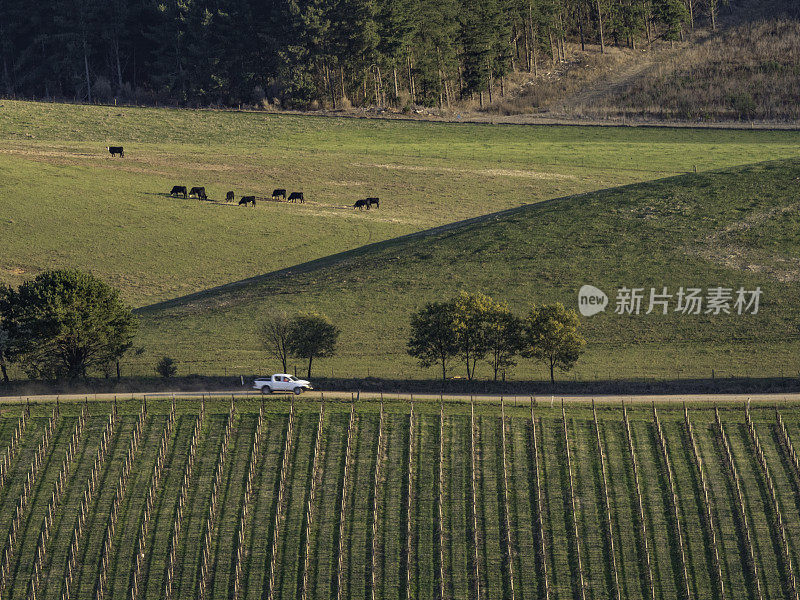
(2, 100, 800, 306)
(134, 158, 800, 381)
(0, 396, 800, 600)
(1, 100, 799, 381)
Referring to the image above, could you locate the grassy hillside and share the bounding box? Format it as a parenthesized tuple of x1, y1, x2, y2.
(615, 19, 800, 121)
(487, 3, 800, 122)
(1, 397, 800, 600)
(2, 100, 800, 304)
(135, 159, 800, 381)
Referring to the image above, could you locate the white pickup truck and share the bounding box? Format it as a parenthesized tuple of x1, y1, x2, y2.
(253, 374, 313, 395)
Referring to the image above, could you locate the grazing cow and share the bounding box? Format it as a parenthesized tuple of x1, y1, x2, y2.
(272, 189, 287, 201)
(189, 186, 208, 200)
(288, 191, 304, 204)
(354, 199, 368, 210)
(366, 197, 380, 209)
(226, 191, 235, 202)
(107, 146, 124, 157)
(170, 185, 188, 198)
(239, 196, 256, 206)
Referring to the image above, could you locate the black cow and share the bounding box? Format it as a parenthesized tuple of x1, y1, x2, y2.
(107, 146, 124, 157)
(226, 191, 235, 202)
(272, 189, 286, 201)
(366, 197, 380, 208)
(354, 199, 368, 210)
(170, 185, 187, 198)
(239, 196, 256, 206)
(189, 186, 208, 200)
(288, 191, 304, 204)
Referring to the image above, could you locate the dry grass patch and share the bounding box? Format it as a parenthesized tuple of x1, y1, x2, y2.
(614, 19, 800, 121)
(691, 201, 800, 281)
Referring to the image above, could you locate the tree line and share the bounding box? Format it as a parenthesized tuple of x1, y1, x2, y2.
(407, 291, 585, 382)
(0, 274, 585, 383)
(1, 0, 725, 108)
(256, 293, 585, 382)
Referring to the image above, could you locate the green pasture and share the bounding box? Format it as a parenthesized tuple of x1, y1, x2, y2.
(134, 159, 800, 381)
(2, 99, 800, 307)
(1, 100, 799, 380)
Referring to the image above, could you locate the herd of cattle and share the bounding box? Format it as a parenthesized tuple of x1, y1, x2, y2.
(107, 146, 380, 209)
(168, 185, 305, 206)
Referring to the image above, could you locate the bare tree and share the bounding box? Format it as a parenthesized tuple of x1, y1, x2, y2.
(257, 312, 292, 372)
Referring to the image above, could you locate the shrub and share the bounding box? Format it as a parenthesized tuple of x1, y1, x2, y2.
(252, 85, 266, 103)
(726, 92, 757, 119)
(156, 356, 177, 379)
(93, 76, 114, 102)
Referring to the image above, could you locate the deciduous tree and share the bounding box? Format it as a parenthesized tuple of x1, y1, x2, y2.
(287, 312, 340, 378)
(407, 300, 459, 381)
(484, 301, 523, 380)
(451, 291, 492, 380)
(257, 311, 292, 372)
(522, 303, 585, 383)
(0, 270, 137, 380)
(156, 355, 177, 378)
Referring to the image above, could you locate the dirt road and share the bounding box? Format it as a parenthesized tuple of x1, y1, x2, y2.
(1, 390, 798, 405)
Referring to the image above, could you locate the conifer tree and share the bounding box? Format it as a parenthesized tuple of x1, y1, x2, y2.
(376, 0, 415, 102)
(654, 0, 688, 41)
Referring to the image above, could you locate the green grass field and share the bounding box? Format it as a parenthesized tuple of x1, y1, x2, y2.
(1, 99, 799, 381)
(2, 100, 800, 304)
(1, 397, 800, 600)
(134, 159, 800, 381)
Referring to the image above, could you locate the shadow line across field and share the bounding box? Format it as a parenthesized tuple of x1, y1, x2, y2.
(134, 197, 555, 313)
(137, 160, 679, 315)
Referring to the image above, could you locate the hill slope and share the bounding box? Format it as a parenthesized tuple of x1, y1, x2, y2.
(134, 158, 800, 381)
(483, 1, 800, 122)
(3, 100, 800, 306)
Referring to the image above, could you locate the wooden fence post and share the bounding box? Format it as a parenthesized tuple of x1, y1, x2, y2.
(592, 400, 620, 600)
(499, 398, 516, 600)
(0, 411, 29, 491)
(266, 402, 295, 600)
(469, 399, 481, 600)
(370, 402, 385, 600)
(651, 404, 690, 600)
(233, 400, 265, 600)
(562, 400, 586, 600)
(198, 399, 235, 600)
(96, 403, 147, 600)
(164, 402, 205, 600)
(406, 400, 415, 600)
(300, 402, 326, 600)
(715, 406, 763, 600)
(62, 405, 117, 600)
(436, 401, 446, 600)
(28, 405, 88, 600)
(529, 403, 549, 600)
(622, 402, 655, 600)
(336, 404, 357, 600)
(745, 404, 797, 600)
(0, 408, 59, 596)
(683, 403, 726, 600)
(130, 399, 176, 600)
